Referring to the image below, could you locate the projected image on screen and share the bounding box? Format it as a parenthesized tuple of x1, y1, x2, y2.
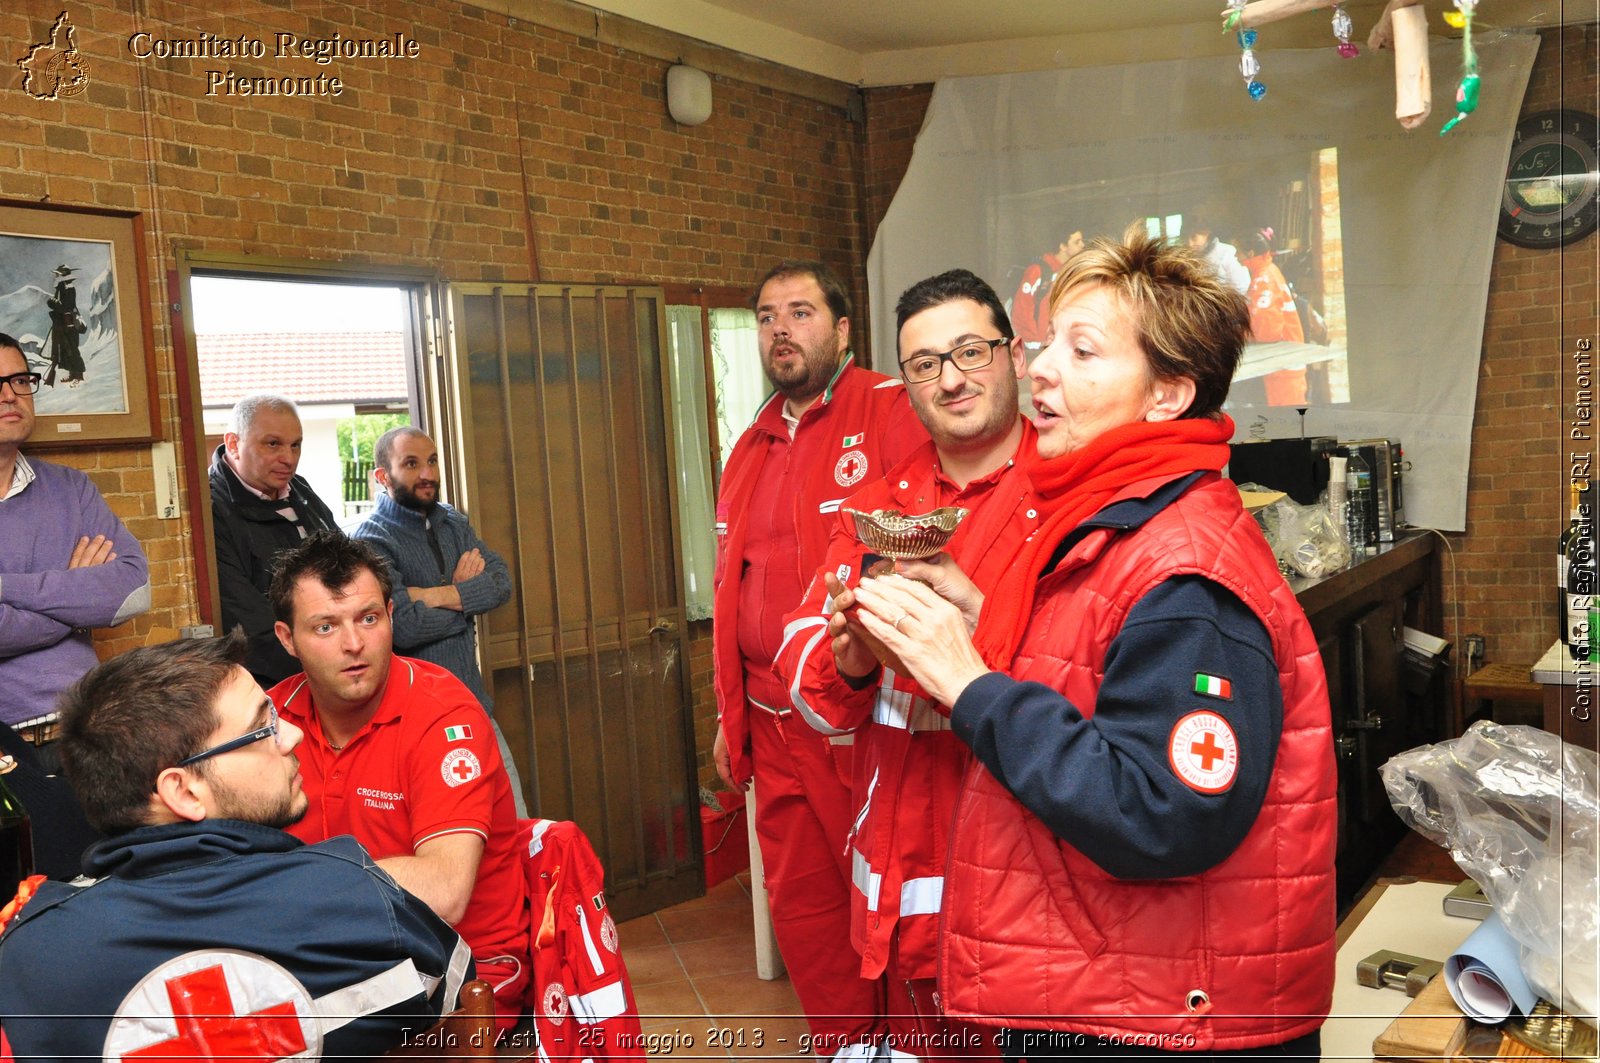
(992, 147, 1349, 408)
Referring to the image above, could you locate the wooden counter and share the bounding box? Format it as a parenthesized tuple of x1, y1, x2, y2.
(1287, 533, 1447, 906)
(1289, 533, 1441, 628)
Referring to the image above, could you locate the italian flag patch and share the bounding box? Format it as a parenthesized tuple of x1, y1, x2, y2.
(443, 724, 473, 741)
(1194, 673, 1232, 700)
(842, 432, 864, 447)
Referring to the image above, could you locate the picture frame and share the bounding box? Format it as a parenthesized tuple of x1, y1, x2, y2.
(0, 199, 159, 446)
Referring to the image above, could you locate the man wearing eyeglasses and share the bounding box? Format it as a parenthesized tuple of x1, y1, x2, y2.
(773, 270, 1038, 1055)
(0, 334, 151, 735)
(0, 631, 472, 1060)
(266, 531, 530, 1030)
(0, 332, 150, 880)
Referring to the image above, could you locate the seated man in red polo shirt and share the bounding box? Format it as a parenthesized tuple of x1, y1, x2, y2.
(265, 531, 530, 1025)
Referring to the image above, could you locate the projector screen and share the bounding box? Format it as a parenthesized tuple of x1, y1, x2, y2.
(990, 144, 1351, 408)
(868, 35, 1539, 530)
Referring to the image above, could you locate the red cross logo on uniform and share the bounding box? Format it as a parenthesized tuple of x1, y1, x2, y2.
(835, 448, 868, 487)
(125, 964, 305, 1060)
(441, 748, 482, 788)
(1167, 710, 1239, 795)
(1189, 731, 1226, 771)
(107, 950, 321, 1061)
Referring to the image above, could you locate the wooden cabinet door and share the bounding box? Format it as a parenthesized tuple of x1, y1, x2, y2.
(1333, 599, 1408, 897)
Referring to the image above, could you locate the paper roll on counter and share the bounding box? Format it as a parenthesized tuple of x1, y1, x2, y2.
(1443, 911, 1539, 1024)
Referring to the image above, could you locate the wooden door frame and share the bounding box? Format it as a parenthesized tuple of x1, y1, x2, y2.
(662, 284, 749, 492)
(174, 252, 442, 633)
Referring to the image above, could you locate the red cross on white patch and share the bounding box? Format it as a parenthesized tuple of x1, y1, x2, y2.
(105, 951, 321, 1061)
(1167, 710, 1239, 794)
(834, 449, 868, 488)
(441, 748, 482, 788)
(542, 980, 570, 1025)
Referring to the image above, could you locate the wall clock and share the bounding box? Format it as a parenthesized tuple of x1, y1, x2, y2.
(1498, 109, 1599, 249)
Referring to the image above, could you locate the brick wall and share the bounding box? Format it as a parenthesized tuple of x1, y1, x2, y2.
(1451, 24, 1597, 670)
(3, 1, 864, 782)
(863, 85, 935, 250)
(687, 619, 716, 787)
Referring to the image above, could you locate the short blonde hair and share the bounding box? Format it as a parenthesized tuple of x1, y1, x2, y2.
(1048, 234, 1250, 419)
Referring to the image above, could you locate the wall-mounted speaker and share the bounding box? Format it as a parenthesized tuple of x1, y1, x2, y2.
(666, 65, 712, 127)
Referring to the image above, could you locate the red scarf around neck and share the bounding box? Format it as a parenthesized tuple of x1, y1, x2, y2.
(972, 414, 1235, 669)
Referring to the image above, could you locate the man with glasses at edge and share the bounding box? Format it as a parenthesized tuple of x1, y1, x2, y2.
(775, 270, 1037, 1057)
(0, 332, 149, 881)
(0, 631, 472, 1060)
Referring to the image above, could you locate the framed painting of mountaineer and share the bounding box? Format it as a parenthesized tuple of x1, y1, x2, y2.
(0, 200, 158, 445)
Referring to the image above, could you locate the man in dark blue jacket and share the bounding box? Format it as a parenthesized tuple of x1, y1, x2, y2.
(0, 631, 470, 1061)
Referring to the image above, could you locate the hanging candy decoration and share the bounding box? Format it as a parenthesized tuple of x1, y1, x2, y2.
(1332, 3, 1359, 57)
(1224, 1, 1267, 100)
(1440, 0, 1480, 134)
(1239, 30, 1266, 99)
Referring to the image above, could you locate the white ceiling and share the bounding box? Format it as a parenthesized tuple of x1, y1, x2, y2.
(577, 0, 1591, 85)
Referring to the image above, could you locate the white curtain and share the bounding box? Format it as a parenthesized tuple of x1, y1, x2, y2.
(868, 35, 1540, 531)
(709, 307, 767, 466)
(666, 305, 716, 621)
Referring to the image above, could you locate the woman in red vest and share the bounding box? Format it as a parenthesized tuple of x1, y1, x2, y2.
(848, 233, 1337, 1061)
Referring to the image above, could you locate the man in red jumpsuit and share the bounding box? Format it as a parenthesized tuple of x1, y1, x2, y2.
(774, 269, 1037, 1057)
(712, 260, 927, 1055)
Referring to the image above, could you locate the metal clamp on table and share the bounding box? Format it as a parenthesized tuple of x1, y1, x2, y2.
(1356, 950, 1443, 997)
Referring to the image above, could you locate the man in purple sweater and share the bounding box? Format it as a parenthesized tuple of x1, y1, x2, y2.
(0, 332, 150, 875)
(0, 334, 150, 729)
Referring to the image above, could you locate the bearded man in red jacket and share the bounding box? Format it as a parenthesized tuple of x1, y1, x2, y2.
(711, 260, 927, 1055)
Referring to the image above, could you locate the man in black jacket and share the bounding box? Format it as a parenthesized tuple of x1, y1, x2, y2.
(209, 394, 337, 687)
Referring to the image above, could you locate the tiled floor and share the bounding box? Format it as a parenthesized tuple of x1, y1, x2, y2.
(618, 872, 811, 1061)
(617, 833, 1465, 1061)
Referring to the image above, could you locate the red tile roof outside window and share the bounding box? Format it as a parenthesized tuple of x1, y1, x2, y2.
(196, 331, 409, 410)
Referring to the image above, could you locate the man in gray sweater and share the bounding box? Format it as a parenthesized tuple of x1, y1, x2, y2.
(350, 426, 526, 814)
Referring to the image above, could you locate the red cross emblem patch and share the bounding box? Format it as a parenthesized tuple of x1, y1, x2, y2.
(440, 748, 482, 788)
(1167, 710, 1239, 794)
(541, 981, 570, 1025)
(105, 950, 320, 1061)
(834, 449, 868, 488)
